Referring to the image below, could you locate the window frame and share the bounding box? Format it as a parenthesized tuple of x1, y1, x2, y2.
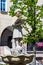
(0, 0, 7, 12)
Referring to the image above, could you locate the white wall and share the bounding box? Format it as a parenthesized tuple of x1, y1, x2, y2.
(0, 0, 13, 37)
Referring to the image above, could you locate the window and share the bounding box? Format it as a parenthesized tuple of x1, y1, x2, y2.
(27, 42, 43, 51)
(36, 38, 43, 51)
(27, 43, 33, 51)
(0, 0, 7, 12)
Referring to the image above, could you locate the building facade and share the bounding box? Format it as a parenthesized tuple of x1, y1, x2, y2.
(0, 0, 16, 46)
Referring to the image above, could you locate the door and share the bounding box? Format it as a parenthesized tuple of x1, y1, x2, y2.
(7, 36, 12, 48)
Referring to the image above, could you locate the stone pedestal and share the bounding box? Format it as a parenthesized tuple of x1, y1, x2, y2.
(9, 63, 26, 65)
(1, 54, 34, 65)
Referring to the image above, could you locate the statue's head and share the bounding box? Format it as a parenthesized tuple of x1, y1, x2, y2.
(14, 9, 21, 17)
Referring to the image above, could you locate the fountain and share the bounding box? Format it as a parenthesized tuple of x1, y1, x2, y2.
(1, 10, 34, 65)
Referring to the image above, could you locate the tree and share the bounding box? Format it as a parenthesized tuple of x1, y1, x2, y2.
(9, 0, 43, 65)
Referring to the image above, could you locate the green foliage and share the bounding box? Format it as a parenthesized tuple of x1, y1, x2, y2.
(9, 5, 14, 17)
(9, 0, 43, 45)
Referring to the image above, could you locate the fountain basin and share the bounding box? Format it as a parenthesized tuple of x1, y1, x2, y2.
(1, 54, 34, 65)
